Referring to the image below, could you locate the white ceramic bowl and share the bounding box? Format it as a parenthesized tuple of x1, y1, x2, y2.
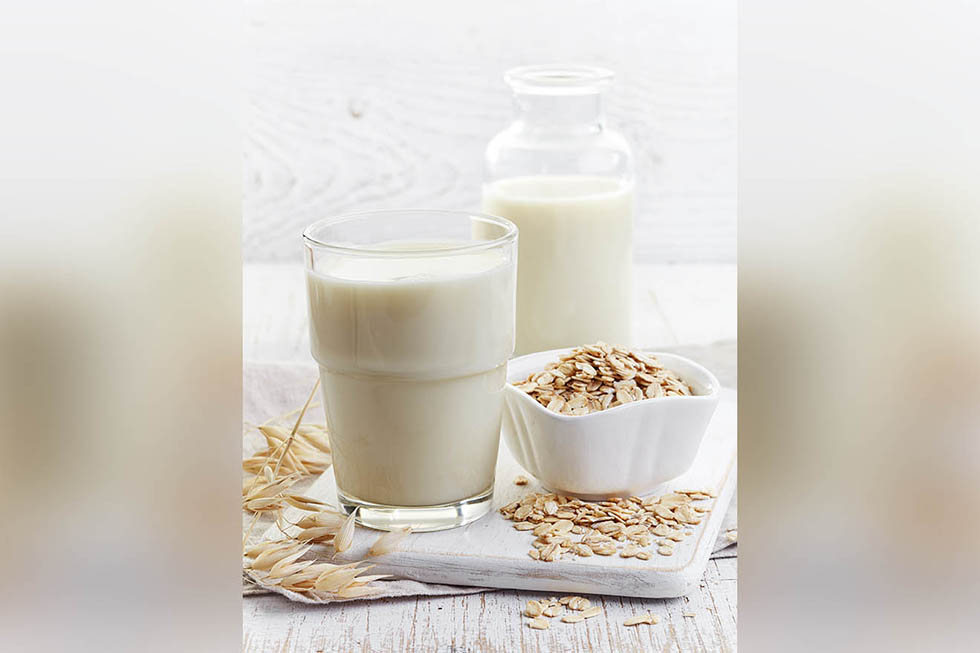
(501, 349, 720, 499)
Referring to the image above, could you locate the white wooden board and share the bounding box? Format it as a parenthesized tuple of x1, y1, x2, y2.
(266, 388, 735, 598)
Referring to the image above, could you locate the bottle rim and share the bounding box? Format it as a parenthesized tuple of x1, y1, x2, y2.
(505, 64, 614, 95)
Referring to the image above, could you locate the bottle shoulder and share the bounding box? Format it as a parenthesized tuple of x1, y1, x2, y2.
(487, 124, 632, 152)
(485, 125, 633, 181)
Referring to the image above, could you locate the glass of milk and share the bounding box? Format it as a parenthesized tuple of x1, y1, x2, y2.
(483, 64, 635, 355)
(303, 210, 517, 531)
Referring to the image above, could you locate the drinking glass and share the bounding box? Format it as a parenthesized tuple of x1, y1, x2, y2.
(303, 210, 517, 531)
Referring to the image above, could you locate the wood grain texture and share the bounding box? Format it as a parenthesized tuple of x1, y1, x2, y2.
(245, 0, 736, 265)
(243, 557, 736, 652)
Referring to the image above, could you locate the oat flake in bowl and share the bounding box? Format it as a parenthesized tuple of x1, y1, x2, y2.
(512, 342, 693, 416)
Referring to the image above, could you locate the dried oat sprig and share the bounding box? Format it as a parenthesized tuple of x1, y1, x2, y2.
(243, 539, 390, 599)
(294, 509, 348, 531)
(333, 508, 357, 553)
(241, 380, 395, 601)
(243, 424, 332, 477)
(244, 401, 322, 434)
(242, 377, 330, 486)
(334, 584, 384, 599)
(368, 526, 412, 557)
(271, 508, 349, 547)
(273, 377, 321, 477)
(241, 471, 328, 514)
(241, 380, 333, 516)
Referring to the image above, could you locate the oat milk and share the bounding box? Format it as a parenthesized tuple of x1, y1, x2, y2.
(482, 175, 633, 355)
(306, 243, 515, 507)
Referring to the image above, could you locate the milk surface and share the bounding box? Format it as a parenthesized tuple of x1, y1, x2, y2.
(482, 175, 633, 355)
(306, 242, 515, 506)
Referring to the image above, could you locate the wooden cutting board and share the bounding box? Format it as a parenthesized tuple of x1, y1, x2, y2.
(269, 388, 735, 598)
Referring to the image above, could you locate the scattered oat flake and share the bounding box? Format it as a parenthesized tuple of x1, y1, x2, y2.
(568, 596, 590, 611)
(552, 519, 574, 534)
(580, 606, 602, 619)
(540, 542, 560, 562)
(499, 488, 714, 562)
(573, 543, 593, 557)
(528, 617, 550, 630)
(593, 542, 617, 556)
(683, 612, 696, 618)
(623, 613, 660, 626)
(562, 613, 586, 624)
(514, 475, 530, 486)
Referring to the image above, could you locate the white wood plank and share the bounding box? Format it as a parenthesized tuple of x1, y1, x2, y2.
(244, 557, 737, 652)
(244, 0, 736, 265)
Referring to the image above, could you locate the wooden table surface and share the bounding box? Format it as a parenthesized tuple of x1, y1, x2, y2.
(243, 262, 736, 652)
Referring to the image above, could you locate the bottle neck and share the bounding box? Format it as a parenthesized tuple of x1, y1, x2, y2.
(512, 91, 605, 133)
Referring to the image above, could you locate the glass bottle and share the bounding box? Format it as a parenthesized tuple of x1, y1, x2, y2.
(483, 64, 634, 355)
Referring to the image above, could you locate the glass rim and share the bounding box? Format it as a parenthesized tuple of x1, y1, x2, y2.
(302, 208, 518, 258)
(505, 64, 614, 94)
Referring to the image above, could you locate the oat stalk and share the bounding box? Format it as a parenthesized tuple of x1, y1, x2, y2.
(240, 379, 396, 601)
(272, 377, 321, 477)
